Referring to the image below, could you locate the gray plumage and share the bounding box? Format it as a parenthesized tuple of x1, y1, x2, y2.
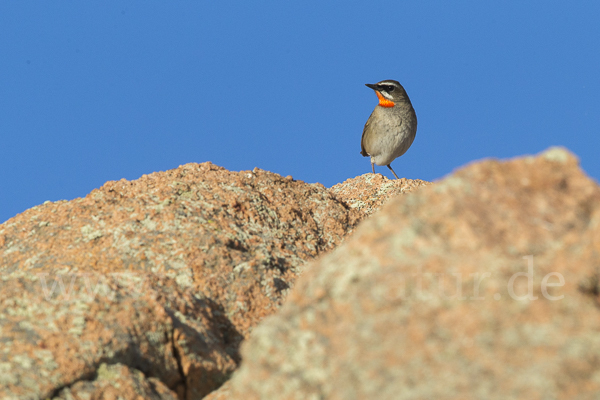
(361, 80, 417, 179)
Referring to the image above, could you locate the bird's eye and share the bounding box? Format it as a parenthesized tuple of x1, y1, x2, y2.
(385, 85, 395, 92)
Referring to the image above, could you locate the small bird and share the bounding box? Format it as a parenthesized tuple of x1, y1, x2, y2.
(361, 79, 417, 179)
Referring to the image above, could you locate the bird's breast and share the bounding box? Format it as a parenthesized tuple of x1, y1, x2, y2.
(363, 105, 417, 166)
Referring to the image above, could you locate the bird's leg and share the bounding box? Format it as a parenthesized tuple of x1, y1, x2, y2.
(387, 164, 399, 179)
(371, 163, 375, 174)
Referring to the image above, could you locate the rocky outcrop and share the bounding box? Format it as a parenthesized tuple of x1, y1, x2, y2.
(330, 174, 430, 217)
(0, 162, 427, 399)
(213, 148, 600, 399)
(6, 147, 598, 400)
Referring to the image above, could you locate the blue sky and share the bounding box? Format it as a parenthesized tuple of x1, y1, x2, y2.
(1, 1, 599, 223)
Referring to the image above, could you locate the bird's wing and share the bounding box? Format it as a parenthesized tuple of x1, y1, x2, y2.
(360, 113, 373, 157)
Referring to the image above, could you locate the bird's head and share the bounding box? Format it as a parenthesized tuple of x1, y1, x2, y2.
(365, 80, 410, 108)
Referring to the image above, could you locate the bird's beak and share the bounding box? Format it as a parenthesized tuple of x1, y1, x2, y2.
(365, 83, 378, 90)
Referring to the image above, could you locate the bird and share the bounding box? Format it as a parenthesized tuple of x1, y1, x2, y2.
(360, 79, 417, 179)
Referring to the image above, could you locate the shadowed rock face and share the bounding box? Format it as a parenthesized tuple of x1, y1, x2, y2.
(0, 161, 427, 399)
(210, 148, 600, 400)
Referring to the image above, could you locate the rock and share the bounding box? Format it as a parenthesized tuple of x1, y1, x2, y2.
(0, 261, 240, 399)
(203, 381, 232, 400)
(330, 174, 430, 217)
(222, 147, 600, 399)
(0, 163, 368, 399)
(52, 363, 179, 400)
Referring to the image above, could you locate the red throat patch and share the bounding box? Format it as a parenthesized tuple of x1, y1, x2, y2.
(375, 91, 395, 108)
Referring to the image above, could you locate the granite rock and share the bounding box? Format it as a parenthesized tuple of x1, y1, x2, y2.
(2, 163, 417, 399)
(330, 174, 430, 217)
(220, 148, 600, 400)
